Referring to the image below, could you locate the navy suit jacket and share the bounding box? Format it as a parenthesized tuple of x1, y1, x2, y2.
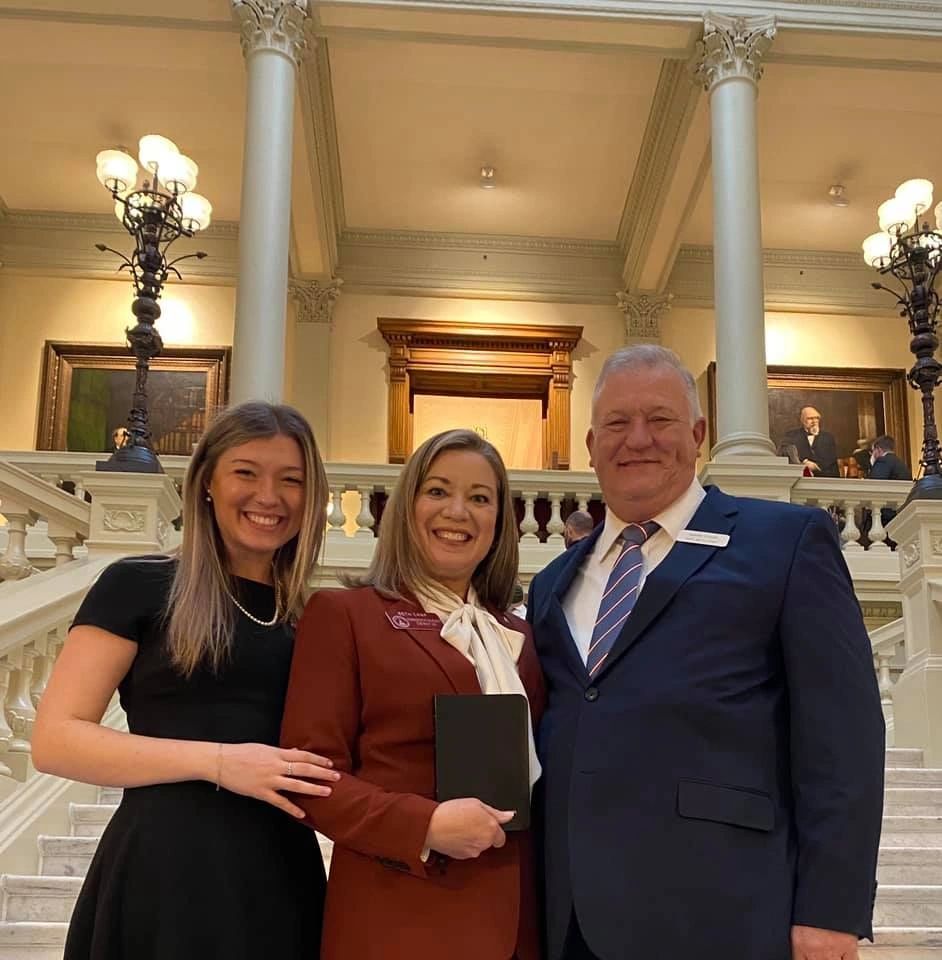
(527, 486, 884, 960)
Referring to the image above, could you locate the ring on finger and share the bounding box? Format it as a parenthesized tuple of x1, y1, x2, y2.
(286, 762, 293, 777)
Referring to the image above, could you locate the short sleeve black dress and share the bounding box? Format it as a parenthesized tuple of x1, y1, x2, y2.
(63, 556, 325, 960)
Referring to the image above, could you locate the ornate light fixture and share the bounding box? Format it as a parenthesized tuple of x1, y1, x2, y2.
(94, 135, 213, 473)
(863, 178, 942, 502)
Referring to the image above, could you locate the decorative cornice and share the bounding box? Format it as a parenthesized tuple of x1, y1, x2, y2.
(693, 12, 776, 89)
(617, 59, 702, 287)
(231, 0, 309, 63)
(341, 228, 618, 258)
(616, 291, 673, 341)
(0, 7, 236, 31)
(290, 278, 344, 324)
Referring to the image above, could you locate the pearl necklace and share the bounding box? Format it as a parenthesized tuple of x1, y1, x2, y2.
(226, 577, 282, 628)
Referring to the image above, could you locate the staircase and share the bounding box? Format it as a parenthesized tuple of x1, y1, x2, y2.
(1, 752, 942, 958)
(0, 786, 333, 959)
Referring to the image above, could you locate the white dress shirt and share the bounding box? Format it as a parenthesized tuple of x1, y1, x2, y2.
(563, 479, 706, 664)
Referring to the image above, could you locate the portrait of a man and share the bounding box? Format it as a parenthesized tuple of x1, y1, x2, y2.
(781, 406, 839, 477)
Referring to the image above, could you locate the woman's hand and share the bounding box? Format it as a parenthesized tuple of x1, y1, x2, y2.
(424, 798, 515, 859)
(216, 744, 340, 818)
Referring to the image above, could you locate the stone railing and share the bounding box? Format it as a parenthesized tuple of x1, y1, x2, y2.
(870, 617, 905, 746)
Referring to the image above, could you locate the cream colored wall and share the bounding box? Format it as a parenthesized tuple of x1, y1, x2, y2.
(661, 306, 934, 473)
(0, 275, 235, 450)
(325, 293, 625, 470)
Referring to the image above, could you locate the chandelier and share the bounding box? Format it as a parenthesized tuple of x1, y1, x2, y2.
(93, 135, 212, 473)
(863, 178, 942, 502)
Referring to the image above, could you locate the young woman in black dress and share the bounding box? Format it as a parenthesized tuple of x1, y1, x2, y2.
(32, 401, 335, 960)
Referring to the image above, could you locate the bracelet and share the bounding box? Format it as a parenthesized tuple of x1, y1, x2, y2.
(215, 743, 223, 792)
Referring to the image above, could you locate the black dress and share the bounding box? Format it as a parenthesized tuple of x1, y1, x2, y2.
(63, 556, 325, 960)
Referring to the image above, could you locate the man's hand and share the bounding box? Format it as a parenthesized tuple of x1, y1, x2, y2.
(792, 925, 858, 960)
(801, 459, 822, 474)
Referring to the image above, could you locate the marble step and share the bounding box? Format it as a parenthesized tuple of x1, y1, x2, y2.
(888, 769, 942, 788)
(862, 926, 942, 957)
(37, 836, 98, 878)
(881, 818, 942, 847)
(0, 921, 66, 960)
(68, 803, 116, 838)
(1, 876, 81, 923)
(888, 750, 927, 769)
(885, 790, 942, 816)
(96, 787, 122, 806)
(874, 887, 942, 927)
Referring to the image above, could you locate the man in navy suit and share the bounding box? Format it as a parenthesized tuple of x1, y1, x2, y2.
(527, 345, 884, 960)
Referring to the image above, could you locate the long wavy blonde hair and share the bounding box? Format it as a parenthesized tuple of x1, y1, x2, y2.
(348, 428, 519, 610)
(166, 401, 328, 676)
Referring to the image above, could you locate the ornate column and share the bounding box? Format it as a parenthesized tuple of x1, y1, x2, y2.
(230, 0, 309, 403)
(694, 13, 777, 460)
(616, 291, 672, 345)
(289, 278, 342, 446)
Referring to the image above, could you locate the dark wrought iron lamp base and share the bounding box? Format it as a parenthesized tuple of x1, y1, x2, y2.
(96, 443, 164, 474)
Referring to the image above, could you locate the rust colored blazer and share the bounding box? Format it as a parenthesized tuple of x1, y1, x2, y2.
(281, 585, 546, 960)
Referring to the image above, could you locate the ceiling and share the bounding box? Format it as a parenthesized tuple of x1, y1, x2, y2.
(1, 0, 941, 298)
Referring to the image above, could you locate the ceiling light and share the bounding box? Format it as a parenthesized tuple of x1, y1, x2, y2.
(828, 184, 849, 207)
(480, 165, 496, 189)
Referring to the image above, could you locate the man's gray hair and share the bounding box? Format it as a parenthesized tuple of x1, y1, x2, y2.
(592, 344, 703, 423)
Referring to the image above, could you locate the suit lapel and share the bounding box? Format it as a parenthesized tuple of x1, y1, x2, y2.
(540, 527, 602, 683)
(383, 596, 481, 696)
(592, 488, 738, 682)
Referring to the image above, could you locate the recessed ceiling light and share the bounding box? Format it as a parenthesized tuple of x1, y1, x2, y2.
(480, 165, 496, 189)
(828, 184, 849, 207)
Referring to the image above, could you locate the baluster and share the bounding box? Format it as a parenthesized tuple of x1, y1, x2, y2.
(546, 494, 565, 545)
(577, 497, 590, 513)
(868, 501, 889, 552)
(840, 500, 863, 552)
(5, 647, 37, 754)
(874, 650, 896, 742)
(50, 534, 78, 566)
(0, 663, 15, 778)
(69, 475, 86, 501)
(30, 630, 59, 707)
(0, 510, 36, 581)
(354, 486, 375, 539)
(519, 491, 540, 543)
(327, 486, 346, 539)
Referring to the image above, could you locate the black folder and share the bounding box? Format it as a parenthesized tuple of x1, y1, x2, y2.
(433, 693, 530, 831)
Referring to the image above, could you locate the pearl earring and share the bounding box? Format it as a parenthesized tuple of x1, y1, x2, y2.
(205, 493, 212, 502)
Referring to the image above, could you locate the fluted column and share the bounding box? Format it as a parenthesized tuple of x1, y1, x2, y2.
(694, 13, 776, 459)
(230, 0, 309, 402)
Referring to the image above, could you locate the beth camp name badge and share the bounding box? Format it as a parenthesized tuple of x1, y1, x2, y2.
(386, 611, 444, 631)
(676, 529, 730, 548)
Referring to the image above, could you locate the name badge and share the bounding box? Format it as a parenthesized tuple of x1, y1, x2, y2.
(676, 529, 730, 548)
(386, 611, 444, 631)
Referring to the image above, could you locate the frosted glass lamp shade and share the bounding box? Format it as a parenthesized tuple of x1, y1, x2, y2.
(160, 154, 198, 195)
(138, 134, 179, 175)
(181, 192, 212, 231)
(96, 150, 138, 193)
(878, 197, 916, 235)
(896, 178, 934, 216)
(862, 231, 893, 268)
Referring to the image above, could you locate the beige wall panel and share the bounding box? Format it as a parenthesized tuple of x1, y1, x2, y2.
(0, 275, 235, 450)
(327, 293, 624, 470)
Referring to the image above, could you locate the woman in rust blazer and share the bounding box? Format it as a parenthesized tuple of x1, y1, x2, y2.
(281, 428, 545, 960)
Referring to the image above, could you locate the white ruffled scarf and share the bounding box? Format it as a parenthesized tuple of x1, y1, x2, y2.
(417, 583, 542, 791)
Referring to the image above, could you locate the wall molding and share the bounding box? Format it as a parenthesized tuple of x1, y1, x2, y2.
(668, 243, 897, 314)
(0, 209, 240, 284)
(0, 7, 236, 31)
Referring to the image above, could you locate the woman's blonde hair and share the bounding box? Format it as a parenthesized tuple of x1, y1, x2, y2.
(166, 401, 327, 676)
(349, 428, 519, 610)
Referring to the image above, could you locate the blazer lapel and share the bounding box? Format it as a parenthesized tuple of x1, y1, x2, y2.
(383, 596, 481, 696)
(592, 488, 738, 682)
(539, 527, 602, 683)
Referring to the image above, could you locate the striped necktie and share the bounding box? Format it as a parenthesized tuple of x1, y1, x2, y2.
(586, 521, 660, 677)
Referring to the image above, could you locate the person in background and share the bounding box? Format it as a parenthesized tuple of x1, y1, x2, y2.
(33, 402, 336, 960)
(563, 509, 594, 549)
(510, 580, 528, 619)
(852, 437, 873, 478)
(281, 428, 545, 960)
(528, 345, 884, 960)
(868, 434, 913, 536)
(782, 405, 840, 477)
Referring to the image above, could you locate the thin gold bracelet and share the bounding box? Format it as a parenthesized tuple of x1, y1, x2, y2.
(215, 742, 223, 791)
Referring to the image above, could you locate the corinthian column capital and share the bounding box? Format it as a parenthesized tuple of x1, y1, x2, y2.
(616, 291, 673, 343)
(693, 12, 776, 91)
(232, 0, 309, 63)
(290, 277, 344, 325)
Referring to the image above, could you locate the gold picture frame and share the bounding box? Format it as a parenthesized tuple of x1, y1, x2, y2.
(37, 341, 231, 455)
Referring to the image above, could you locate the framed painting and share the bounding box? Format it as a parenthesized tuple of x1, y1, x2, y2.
(37, 341, 231, 456)
(707, 363, 911, 472)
